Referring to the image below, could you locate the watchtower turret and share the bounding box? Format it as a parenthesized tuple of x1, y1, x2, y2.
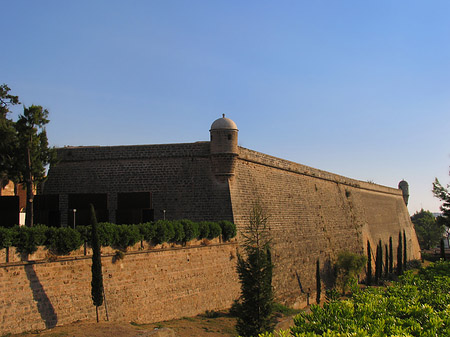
(210, 114, 238, 179)
(398, 180, 409, 206)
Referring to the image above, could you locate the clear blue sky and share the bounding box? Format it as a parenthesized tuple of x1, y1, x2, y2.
(2, 1, 449, 215)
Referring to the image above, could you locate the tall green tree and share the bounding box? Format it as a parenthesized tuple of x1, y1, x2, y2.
(14, 105, 55, 226)
(235, 202, 274, 337)
(0, 84, 19, 187)
(411, 209, 444, 250)
(90, 204, 104, 322)
(433, 177, 450, 247)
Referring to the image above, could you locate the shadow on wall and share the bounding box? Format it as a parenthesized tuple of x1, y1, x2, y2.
(24, 264, 58, 329)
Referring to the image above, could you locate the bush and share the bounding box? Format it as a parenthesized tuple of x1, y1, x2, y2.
(114, 224, 141, 250)
(172, 221, 185, 242)
(180, 219, 199, 242)
(219, 220, 237, 241)
(208, 222, 222, 239)
(76, 225, 91, 243)
(138, 222, 156, 242)
(154, 220, 175, 244)
(335, 251, 366, 294)
(13, 225, 48, 255)
(0, 227, 14, 249)
(45, 227, 83, 255)
(198, 221, 210, 239)
(97, 222, 117, 247)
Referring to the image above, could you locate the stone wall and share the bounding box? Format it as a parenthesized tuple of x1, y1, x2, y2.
(230, 147, 420, 307)
(0, 243, 239, 335)
(44, 142, 233, 225)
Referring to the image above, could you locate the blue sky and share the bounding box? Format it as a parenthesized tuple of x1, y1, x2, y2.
(2, 1, 449, 214)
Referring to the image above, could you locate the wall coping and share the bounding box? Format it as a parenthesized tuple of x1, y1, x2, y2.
(238, 147, 403, 196)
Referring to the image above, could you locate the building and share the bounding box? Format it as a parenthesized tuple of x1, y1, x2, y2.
(42, 115, 420, 306)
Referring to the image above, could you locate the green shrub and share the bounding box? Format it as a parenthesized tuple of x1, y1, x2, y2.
(290, 261, 450, 337)
(335, 251, 366, 294)
(172, 221, 185, 242)
(138, 222, 156, 242)
(198, 221, 210, 239)
(0, 227, 14, 249)
(13, 225, 48, 255)
(180, 219, 199, 242)
(114, 224, 141, 250)
(219, 220, 237, 241)
(97, 222, 117, 246)
(76, 225, 91, 243)
(45, 227, 83, 255)
(154, 220, 175, 244)
(208, 222, 222, 239)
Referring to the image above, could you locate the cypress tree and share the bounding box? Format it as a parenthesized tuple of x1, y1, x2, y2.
(389, 236, 393, 274)
(384, 244, 389, 278)
(235, 203, 274, 337)
(440, 238, 446, 261)
(375, 242, 381, 284)
(366, 241, 372, 285)
(90, 204, 104, 322)
(403, 230, 407, 268)
(316, 259, 321, 304)
(397, 231, 403, 276)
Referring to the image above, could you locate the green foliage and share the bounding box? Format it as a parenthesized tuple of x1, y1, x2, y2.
(433, 177, 450, 223)
(219, 220, 237, 241)
(0, 220, 236, 255)
(207, 221, 222, 240)
(335, 251, 366, 294)
(45, 227, 82, 255)
(397, 231, 403, 275)
(0, 227, 14, 249)
(90, 204, 104, 312)
(440, 238, 446, 261)
(180, 219, 199, 242)
(389, 236, 394, 274)
(366, 241, 372, 285)
(316, 259, 321, 304)
(138, 222, 156, 242)
(154, 220, 175, 244)
(198, 221, 210, 239)
(13, 225, 47, 254)
(289, 260, 450, 337)
(235, 202, 274, 337)
(114, 224, 141, 250)
(172, 221, 185, 242)
(411, 209, 444, 250)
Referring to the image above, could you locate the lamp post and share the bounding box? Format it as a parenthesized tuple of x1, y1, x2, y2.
(73, 209, 77, 229)
(163, 210, 166, 221)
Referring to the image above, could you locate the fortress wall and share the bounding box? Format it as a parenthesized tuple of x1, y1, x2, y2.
(44, 142, 233, 223)
(230, 148, 420, 307)
(0, 243, 239, 335)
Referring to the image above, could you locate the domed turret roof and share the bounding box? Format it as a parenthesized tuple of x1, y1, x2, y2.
(210, 114, 238, 131)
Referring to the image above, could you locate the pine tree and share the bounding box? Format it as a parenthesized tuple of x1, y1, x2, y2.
(235, 203, 274, 337)
(90, 204, 104, 322)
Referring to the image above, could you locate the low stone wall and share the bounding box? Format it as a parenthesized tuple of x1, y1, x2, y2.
(0, 242, 239, 335)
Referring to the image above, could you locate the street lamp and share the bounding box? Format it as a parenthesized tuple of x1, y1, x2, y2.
(73, 209, 77, 229)
(163, 210, 166, 220)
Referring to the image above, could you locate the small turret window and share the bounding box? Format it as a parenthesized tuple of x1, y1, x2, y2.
(228, 134, 232, 140)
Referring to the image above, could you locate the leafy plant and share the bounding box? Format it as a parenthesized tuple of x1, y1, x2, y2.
(114, 224, 141, 250)
(208, 222, 222, 240)
(45, 227, 82, 255)
(180, 219, 199, 242)
(13, 225, 47, 254)
(219, 220, 237, 241)
(335, 251, 366, 294)
(198, 221, 210, 239)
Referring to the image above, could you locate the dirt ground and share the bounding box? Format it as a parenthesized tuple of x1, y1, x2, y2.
(7, 311, 296, 337)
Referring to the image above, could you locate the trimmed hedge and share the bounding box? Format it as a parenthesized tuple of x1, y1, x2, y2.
(0, 219, 236, 256)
